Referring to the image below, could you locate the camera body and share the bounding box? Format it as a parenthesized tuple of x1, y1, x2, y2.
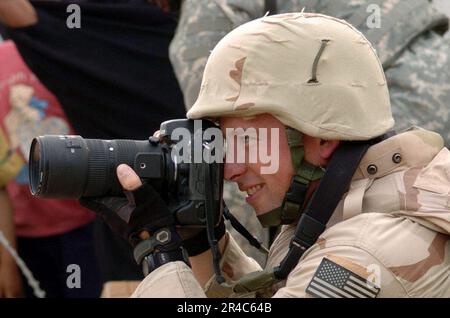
(29, 119, 223, 227)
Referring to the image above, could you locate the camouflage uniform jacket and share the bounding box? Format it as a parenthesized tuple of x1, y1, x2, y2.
(132, 128, 450, 298)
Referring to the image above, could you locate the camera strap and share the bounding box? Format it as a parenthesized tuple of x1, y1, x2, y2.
(204, 161, 227, 284)
(264, 0, 277, 15)
(223, 207, 269, 255)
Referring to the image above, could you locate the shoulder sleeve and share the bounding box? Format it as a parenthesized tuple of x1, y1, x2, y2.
(273, 244, 407, 298)
(131, 261, 207, 298)
(131, 232, 262, 298)
(204, 232, 263, 297)
(169, 0, 262, 108)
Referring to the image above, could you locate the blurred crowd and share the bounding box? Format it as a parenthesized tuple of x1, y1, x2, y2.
(0, 0, 449, 298)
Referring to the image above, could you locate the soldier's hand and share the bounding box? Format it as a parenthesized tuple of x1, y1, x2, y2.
(81, 164, 189, 274)
(116, 164, 142, 192)
(80, 164, 177, 246)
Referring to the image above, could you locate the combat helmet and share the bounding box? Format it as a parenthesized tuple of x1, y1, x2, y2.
(188, 12, 394, 287)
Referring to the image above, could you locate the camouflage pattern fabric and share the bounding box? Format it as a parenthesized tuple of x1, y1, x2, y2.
(132, 128, 450, 298)
(170, 0, 450, 264)
(386, 31, 450, 143)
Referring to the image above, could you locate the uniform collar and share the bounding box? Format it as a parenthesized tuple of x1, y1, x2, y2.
(352, 127, 444, 181)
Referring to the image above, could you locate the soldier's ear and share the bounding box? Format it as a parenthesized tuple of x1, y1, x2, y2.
(319, 139, 340, 162)
(302, 135, 339, 166)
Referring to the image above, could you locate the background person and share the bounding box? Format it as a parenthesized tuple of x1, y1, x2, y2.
(0, 40, 100, 298)
(0, 0, 186, 297)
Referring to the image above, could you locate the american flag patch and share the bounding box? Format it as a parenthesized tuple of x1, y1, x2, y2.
(306, 258, 380, 298)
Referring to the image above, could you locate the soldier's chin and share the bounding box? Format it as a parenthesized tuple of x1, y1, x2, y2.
(252, 200, 283, 217)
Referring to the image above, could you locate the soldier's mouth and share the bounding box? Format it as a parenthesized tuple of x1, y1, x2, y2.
(245, 184, 265, 202)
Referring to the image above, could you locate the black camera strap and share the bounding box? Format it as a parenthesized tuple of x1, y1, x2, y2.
(204, 161, 226, 284)
(273, 140, 373, 279)
(223, 207, 269, 255)
(264, 0, 278, 15)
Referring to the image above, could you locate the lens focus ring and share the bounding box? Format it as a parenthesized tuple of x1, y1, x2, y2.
(84, 139, 110, 196)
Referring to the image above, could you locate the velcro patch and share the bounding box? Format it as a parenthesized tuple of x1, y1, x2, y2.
(306, 258, 380, 298)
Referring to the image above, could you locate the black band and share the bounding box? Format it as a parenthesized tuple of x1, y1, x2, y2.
(264, 0, 278, 15)
(141, 247, 190, 276)
(183, 219, 226, 257)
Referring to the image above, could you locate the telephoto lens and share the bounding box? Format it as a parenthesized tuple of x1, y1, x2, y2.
(29, 119, 224, 227)
(29, 135, 172, 198)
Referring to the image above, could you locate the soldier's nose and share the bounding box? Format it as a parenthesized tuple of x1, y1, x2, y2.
(224, 162, 247, 181)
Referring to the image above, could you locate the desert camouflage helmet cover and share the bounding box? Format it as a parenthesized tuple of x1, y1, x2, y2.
(187, 13, 395, 141)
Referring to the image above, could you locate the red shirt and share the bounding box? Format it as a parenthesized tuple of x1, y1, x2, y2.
(0, 41, 95, 237)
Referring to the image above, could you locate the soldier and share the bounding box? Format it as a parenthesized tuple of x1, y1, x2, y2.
(169, 0, 450, 265)
(83, 13, 450, 297)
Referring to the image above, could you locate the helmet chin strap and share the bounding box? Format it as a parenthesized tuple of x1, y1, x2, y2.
(257, 129, 325, 228)
(257, 149, 325, 227)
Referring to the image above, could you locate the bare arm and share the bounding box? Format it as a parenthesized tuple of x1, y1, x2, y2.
(0, 0, 37, 28)
(0, 188, 22, 298)
(0, 189, 15, 249)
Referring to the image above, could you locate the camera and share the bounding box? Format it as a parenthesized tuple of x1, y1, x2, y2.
(29, 119, 224, 227)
